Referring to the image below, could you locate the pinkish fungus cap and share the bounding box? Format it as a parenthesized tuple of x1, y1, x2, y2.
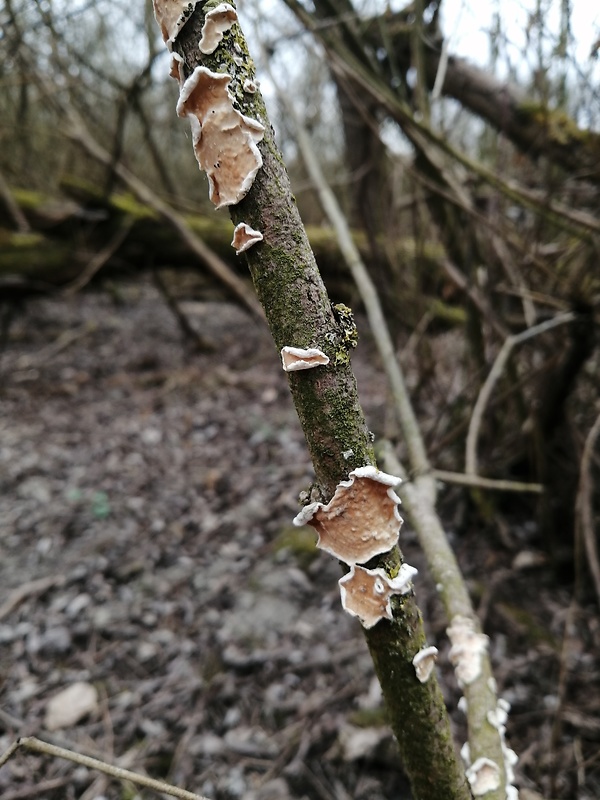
(177, 67, 264, 208)
(338, 563, 417, 629)
(292, 467, 403, 564)
(231, 222, 263, 254)
(169, 52, 184, 82)
(153, 0, 198, 46)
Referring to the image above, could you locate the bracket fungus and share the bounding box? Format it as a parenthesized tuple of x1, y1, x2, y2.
(199, 3, 238, 53)
(153, 0, 198, 46)
(465, 758, 501, 796)
(292, 466, 403, 565)
(339, 563, 418, 629)
(412, 645, 439, 683)
(177, 67, 265, 208)
(447, 614, 489, 687)
(281, 346, 330, 372)
(231, 222, 263, 254)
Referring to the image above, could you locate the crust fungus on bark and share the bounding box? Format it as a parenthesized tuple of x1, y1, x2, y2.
(169, 51, 184, 82)
(231, 222, 263, 254)
(280, 346, 330, 372)
(339, 563, 417, 629)
(412, 645, 439, 683)
(176, 67, 265, 208)
(153, 0, 199, 46)
(293, 466, 402, 565)
(198, 3, 238, 53)
(152, 2, 475, 796)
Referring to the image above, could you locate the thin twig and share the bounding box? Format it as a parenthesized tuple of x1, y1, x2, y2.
(0, 575, 66, 622)
(0, 169, 30, 233)
(465, 312, 576, 476)
(576, 411, 600, 605)
(0, 737, 210, 800)
(432, 468, 543, 494)
(64, 115, 264, 320)
(62, 217, 135, 295)
(30, 68, 264, 321)
(152, 269, 215, 352)
(14, 325, 96, 371)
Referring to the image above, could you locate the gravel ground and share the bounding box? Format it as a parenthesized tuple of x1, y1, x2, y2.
(1, 279, 598, 799)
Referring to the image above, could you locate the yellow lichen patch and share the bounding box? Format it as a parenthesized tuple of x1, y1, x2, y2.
(293, 467, 402, 564)
(177, 67, 264, 208)
(412, 646, 439, 683)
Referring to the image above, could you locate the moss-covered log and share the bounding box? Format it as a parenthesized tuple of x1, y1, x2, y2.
(0, 182, 454, 325)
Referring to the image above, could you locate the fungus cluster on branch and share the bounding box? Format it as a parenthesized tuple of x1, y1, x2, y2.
(293, 467, 421, 631)
(177, 68, 265, 209)
(153, 0, 266, 246)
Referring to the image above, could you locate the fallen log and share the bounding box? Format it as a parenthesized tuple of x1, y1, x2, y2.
(0, 179, 453, 326)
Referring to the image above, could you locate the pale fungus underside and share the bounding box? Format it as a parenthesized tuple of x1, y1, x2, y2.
(153, 0, 199, 45)
(465, 758, 502, 796)
(280, 346, 330, 372)
(339, 563, 418, 629)
(447, 614, 489, 687)
(412, 645, 439, 683)
(293, 467, 422, 629)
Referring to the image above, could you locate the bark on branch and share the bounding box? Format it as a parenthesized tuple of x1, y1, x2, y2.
(154, 2, 471, 797)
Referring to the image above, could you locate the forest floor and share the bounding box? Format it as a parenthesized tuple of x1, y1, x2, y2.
(1, 278, 598, 800)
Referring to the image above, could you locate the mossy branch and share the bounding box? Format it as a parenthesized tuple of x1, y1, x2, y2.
(158, 3, 470, 797)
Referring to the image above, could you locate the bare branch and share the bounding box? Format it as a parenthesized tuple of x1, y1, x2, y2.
(576, 412, 600, 604)
(0, 737, 210, 800)
(466, 312, 576, 477)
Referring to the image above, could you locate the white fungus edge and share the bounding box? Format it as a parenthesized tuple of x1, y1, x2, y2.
(412, 646, 439, 683)
(231, 222, 263, 253)
(447, 614, 489, 687)
(339, 564, 418, 629)
(465, 758, 501, 796)
(281, 346, 330, 372)
(153, 0, 200, 46)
